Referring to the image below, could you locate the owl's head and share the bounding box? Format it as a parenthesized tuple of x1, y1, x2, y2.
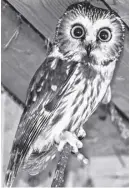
(54, 2, 125, 65)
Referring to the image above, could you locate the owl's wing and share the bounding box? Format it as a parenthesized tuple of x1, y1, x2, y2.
(5, 56, 76, 187)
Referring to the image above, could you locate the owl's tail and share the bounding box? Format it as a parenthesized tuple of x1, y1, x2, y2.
(23, 145, 57, 176)
(5, 143, 57, 186)
(5, 148, 23, 187)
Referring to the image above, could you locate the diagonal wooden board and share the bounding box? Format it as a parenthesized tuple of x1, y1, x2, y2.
(104, 0, 129, 26)
(3, 0, 129, 117)
(1, 1, 47, 103)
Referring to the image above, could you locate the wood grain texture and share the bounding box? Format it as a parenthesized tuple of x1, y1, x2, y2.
(6, 0, 59, 41)
(104, 0, 129, 26)
(2, 1, 47, 103)
(112, 31, 129, 117)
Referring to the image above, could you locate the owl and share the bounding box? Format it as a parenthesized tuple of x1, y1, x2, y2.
(5, 1, 125, 187)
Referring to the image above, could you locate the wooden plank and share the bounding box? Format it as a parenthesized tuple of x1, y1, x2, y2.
(2, 1, 47, 103)
(6, 0, 88, 41)
(6, 0, 57, 41)
(112, 32, 129, 117)
(104, 0, 129, 26)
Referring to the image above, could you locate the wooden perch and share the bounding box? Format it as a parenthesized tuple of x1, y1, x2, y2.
(51, 144, 72, 187)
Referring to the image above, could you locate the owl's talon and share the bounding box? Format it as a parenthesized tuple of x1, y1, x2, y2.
(77, 126, 86, 139)
(76, 152, 89, 165)
(57, 140, 66, 152)
(55, 131, 83, 153)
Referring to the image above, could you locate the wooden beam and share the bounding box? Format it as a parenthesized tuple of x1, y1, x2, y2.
(2, 1, 47, 103)
(6, 0, 56, 41)
(6, 0, 89, 41)
(104, 0, 129, 26)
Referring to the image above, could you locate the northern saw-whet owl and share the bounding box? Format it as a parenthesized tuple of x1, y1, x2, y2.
(5, 1, 125, 187)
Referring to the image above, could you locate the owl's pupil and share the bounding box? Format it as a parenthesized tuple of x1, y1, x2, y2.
(100, 31, 108, 40)
(74, 28, 83, 37)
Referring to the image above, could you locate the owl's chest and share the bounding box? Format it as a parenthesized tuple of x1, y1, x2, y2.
(50, 72, 108, 134)
(68, 74, 108, 132)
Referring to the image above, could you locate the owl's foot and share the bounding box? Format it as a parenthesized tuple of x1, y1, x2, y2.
(77, 126, 86, 139)
(55, 131, 83, 153)
(76, 152, 89, 165)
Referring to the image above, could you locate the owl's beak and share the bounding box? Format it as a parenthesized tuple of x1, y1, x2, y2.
(86, 44, 92, 57)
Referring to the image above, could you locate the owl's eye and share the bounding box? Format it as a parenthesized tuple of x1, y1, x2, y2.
(98, 28, 112, 42)
(71, 25, 85, 39)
